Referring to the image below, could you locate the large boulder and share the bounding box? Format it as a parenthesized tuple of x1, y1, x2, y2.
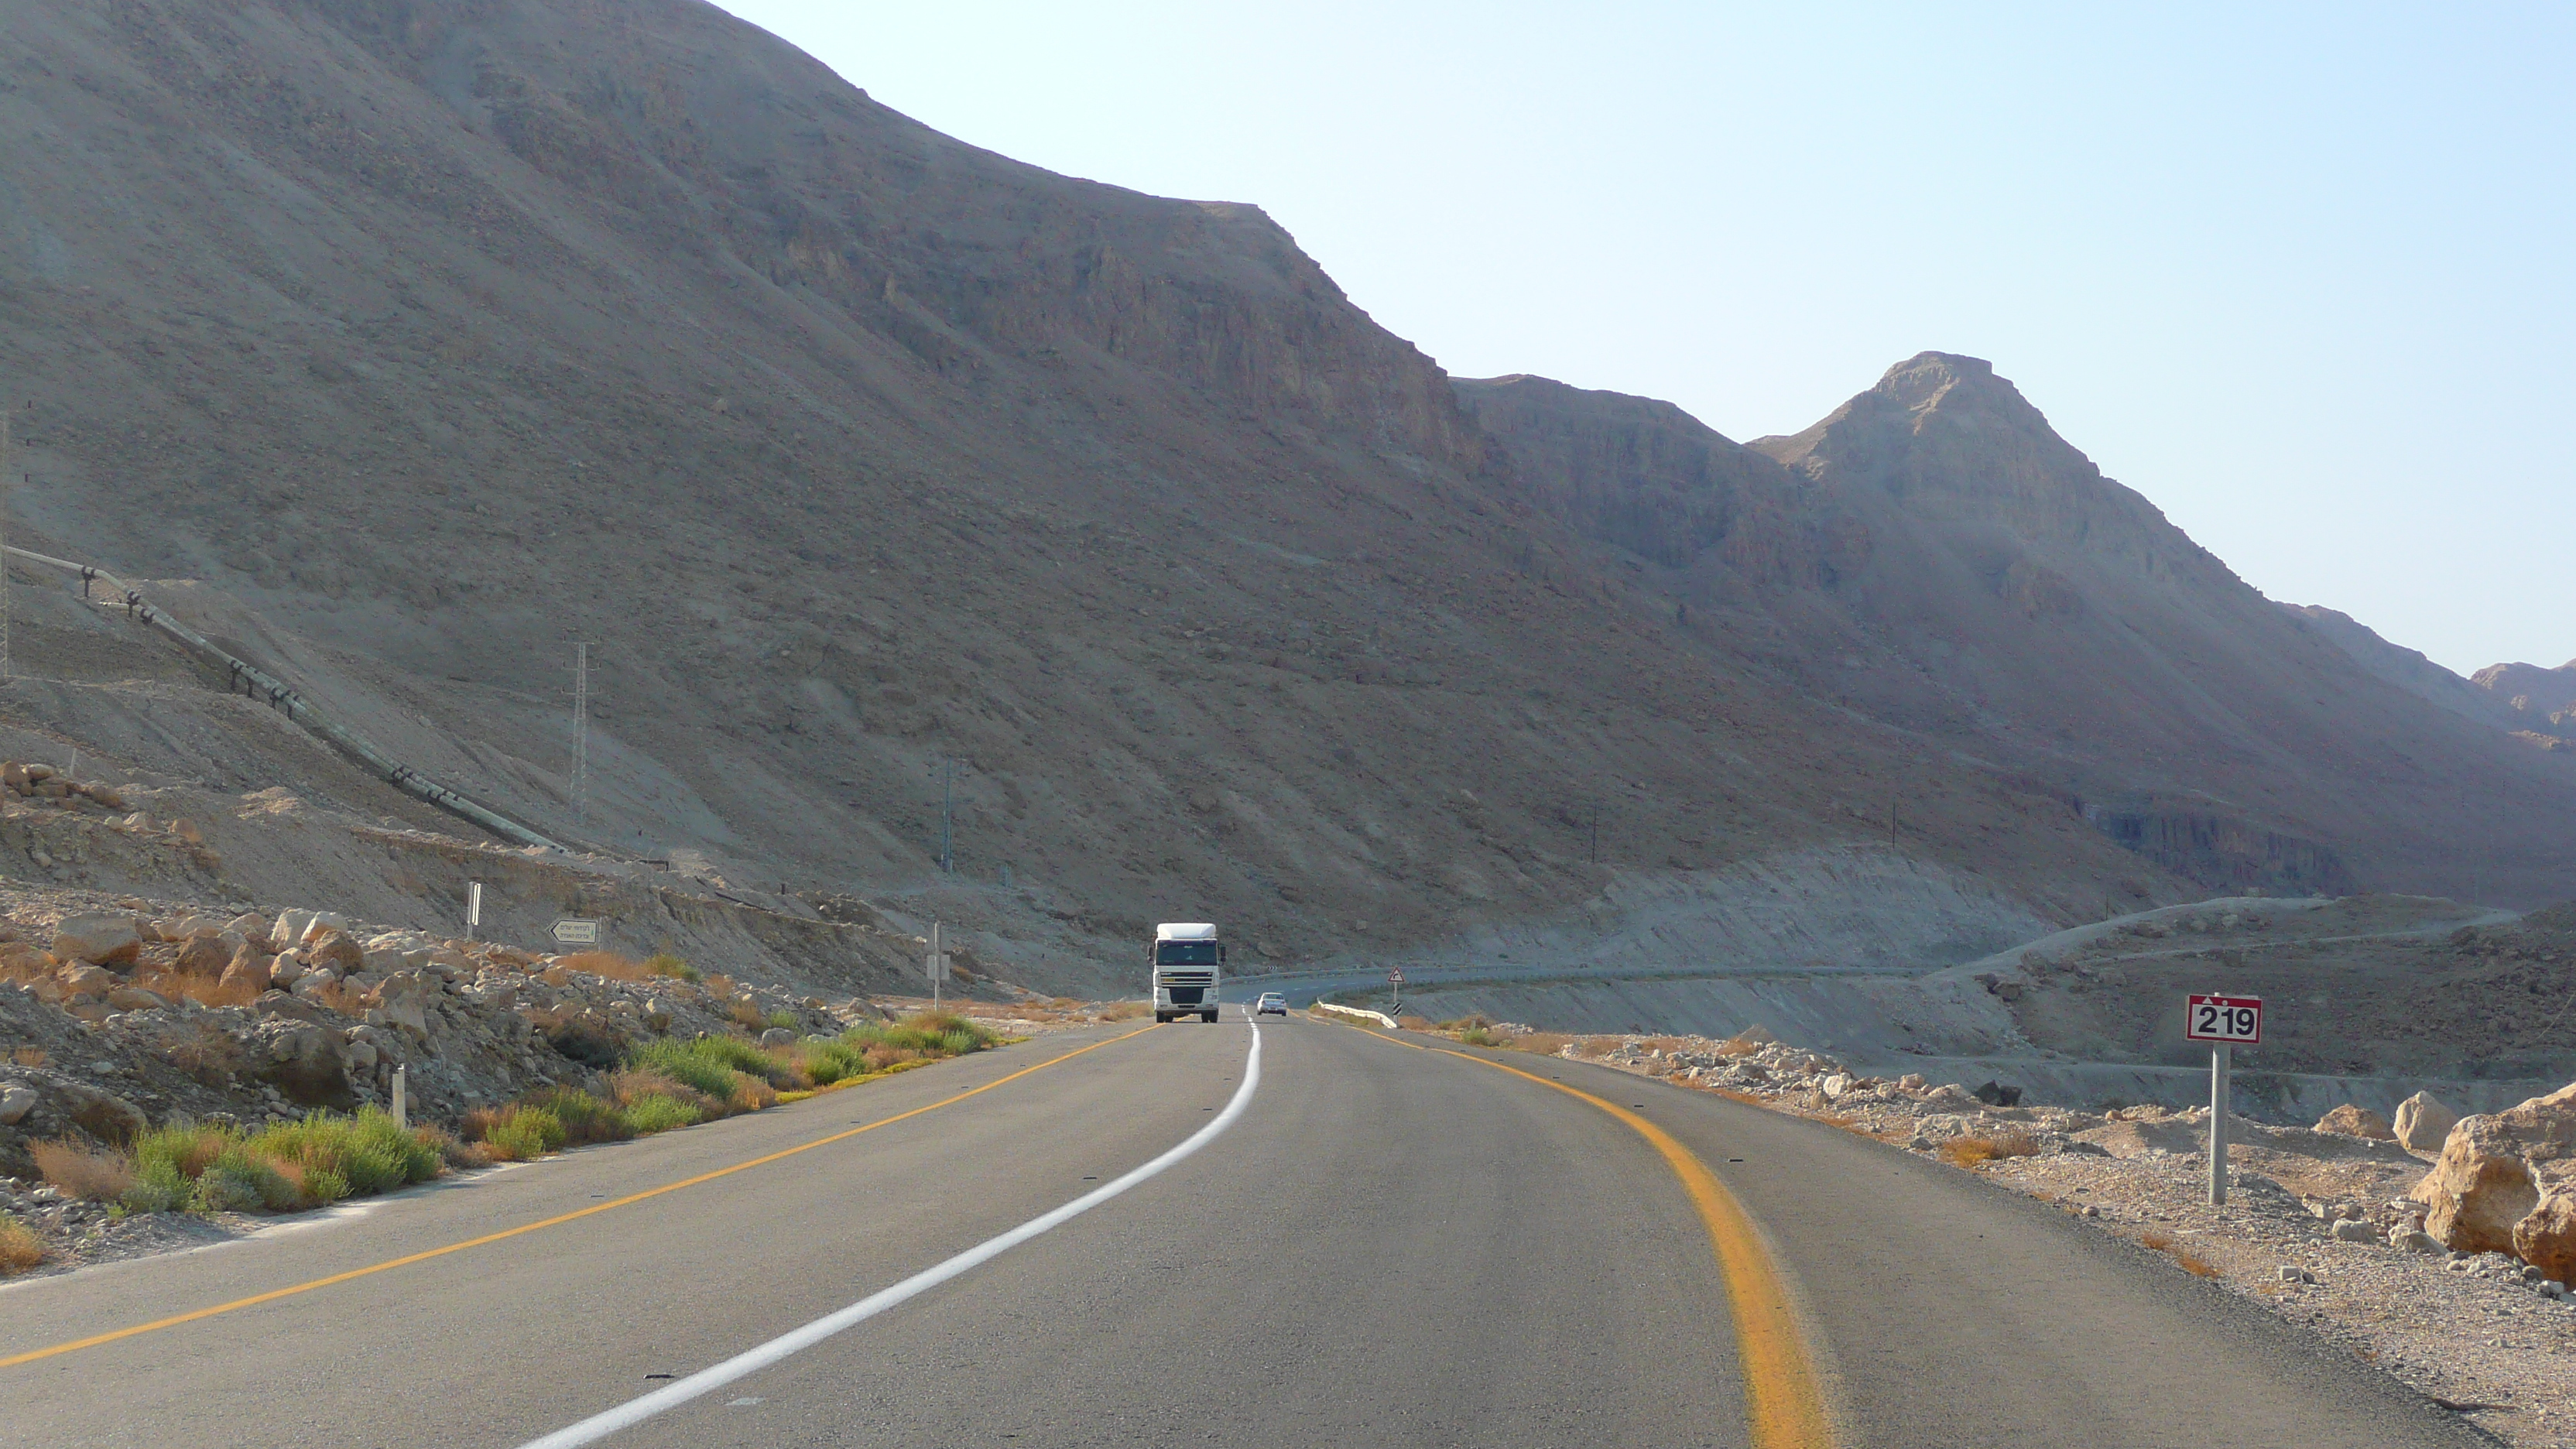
(2314, 1104, 2396, 1139)
(174, 932, 233, 976)
(2419, 1116, 2543, 1254)
(218, 953, 273, 1000)
(50, 914, 139, 968)
(2490, 1083, 2576, 1165)
(303, 927, 364, 975)
(252, 1020, 355, 1107)
(362, 972, 433, 1037)
(2394, 1091, 2459, 1155)
(2514, 1192, 2576, 1286)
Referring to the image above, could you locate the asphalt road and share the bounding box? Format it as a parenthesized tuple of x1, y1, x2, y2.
(0, 1013, 2496, 1447)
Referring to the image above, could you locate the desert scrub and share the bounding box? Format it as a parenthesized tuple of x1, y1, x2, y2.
(1937, 1132, 2043, 1169)
(644, 952, 701, 983)
(519, 1086, 632, 1146)
(105, 1111, 442, 1214)
(479, 1105, 567, 1162)
(0, 1211, 43, 1275)
(621, 1093, 702, 1133)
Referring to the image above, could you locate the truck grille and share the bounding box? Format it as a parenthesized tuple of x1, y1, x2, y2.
(1158, 971, 1215, 986)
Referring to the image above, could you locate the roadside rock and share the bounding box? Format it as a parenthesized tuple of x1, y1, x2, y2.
(2511, 1191, 2576, 1286)
(173, 932, 231, 976)
(2314, 1105, 2396, 1140)
(2394, 1091, 2458, 1155)
(51, 913, 140, 968)
(0, 1083, 36, 1125)
(303, 927, 363, 975)
(2419, 1116, 2542, 1255)
(217, 954, 272, 999)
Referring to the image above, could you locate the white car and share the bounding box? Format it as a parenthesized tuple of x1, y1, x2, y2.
(1255, 992, 1288, 1016)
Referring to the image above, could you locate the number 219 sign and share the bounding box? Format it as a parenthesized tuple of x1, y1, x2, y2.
(2187, 993, 2263, 1044)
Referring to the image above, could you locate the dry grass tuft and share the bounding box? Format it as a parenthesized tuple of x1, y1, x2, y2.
(0, 1212, 43, 1274)
(2139, 1230, 2174, 1251)
(2176, 1252, 2224, 1278)
(1098, 1000, 1154, 1021)
(1508, 1032, 1573, 1057)
(554, 951, 648, 981)
(32, 1139, 135, 1201)
(10, 1046, 46, 1068)
(1937, 1132, 2042, 1169)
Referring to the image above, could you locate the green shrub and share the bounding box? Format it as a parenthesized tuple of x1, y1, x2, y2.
(192, 1147, 296, 1213)
(621, 1094, 701, 1134)
(842, 1012, 999, 1058)
(522, 1087, 631, 1145)
(644, 952, 701, 983)
(766, 1009, 798, 1031)
(795, 1040, 871, 1085)
(303, 1166, 351, 1205)
(482, 1106, 566, 1161)
(629, 1039, 751, 1098)
(255, 1109, 437, 1197)
(121, 1159, 190, 1214)
(1458, 1026, 1499, 1047)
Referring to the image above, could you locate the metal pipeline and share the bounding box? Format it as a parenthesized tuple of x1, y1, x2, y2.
(2, 545, 570, 854)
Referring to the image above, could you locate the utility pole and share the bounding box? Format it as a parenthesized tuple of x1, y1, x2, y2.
(0, 405, 12, 686)
(939, 756, 955, 876)
(571, 642, 590, 828)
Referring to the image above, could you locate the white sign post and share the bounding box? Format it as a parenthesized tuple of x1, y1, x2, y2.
(2185, 993, 2263, 1205)
(929, 920, 944, 1009)
(1389, 967, 1403, 1014)
(552, 920, 600, 946)
(467, 881, 484, 943)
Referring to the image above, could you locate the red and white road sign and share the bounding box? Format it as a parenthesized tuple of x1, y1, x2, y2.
(1389, 968, 1404, 985)
(2185, 993, 2263, 1044)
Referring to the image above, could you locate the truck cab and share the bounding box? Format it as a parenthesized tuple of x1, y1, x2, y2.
(1152, 922, 1225, 1023)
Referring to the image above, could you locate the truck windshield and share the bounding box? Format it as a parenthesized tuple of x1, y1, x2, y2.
(1155, 941, 1219, 966)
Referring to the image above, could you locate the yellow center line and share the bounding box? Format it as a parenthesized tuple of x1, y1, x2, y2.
(1327, 1017, 1834, 1448)
(0, 1024, 1163, 1371)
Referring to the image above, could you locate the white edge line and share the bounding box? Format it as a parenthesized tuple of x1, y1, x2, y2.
(514, 1022, 1264, 1449)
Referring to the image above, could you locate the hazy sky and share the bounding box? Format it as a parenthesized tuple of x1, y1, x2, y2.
(714, 2, 2571, 675)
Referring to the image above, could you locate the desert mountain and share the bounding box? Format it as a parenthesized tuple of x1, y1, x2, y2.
(1461, 356, 2576, 905)
(0, 1, 2564, 995)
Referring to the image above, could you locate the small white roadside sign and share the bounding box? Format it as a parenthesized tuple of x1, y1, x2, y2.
(2185, 993, 2263, 1044)
(552, 919, 601, 945)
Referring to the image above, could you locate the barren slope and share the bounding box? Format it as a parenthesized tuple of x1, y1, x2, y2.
(0, 0, 2178, 982)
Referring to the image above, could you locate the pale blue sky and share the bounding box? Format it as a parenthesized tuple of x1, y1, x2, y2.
(715, 2, 2572, 675)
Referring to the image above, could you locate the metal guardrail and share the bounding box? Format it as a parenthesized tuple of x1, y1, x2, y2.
(1312, 1000, 1400, 1029)
(3, 544, 571, 854)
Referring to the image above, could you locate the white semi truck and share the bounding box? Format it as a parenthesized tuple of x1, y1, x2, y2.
(1151, 922, 1225, 1023)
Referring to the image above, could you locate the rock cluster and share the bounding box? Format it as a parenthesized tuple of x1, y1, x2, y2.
(0, 899, 858, 1180)
(2410, 1083, 2576, 1277)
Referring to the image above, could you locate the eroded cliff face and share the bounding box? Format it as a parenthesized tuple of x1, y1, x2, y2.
(1452, 375, 1865, 591)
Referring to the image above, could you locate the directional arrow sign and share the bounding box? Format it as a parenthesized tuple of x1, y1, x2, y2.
(552, 919, 601, 945)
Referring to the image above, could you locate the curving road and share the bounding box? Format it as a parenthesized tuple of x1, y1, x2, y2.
(0, 1014, 2491, 1447)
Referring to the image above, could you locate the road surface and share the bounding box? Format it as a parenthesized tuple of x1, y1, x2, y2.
(0, 1013, 2490, 1447)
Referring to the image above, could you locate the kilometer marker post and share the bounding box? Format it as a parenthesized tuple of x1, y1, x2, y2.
(2184, 992, 2263, 1206)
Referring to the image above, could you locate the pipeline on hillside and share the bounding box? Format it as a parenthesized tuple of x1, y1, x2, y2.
(1, 544, 571, 855)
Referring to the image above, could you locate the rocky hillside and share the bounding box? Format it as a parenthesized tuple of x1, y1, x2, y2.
(1461, 356, 2576, 906)
(0, 0, 2567, 995)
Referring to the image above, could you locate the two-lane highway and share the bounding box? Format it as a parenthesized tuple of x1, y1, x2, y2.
(0, 1014, 2494, 1447)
